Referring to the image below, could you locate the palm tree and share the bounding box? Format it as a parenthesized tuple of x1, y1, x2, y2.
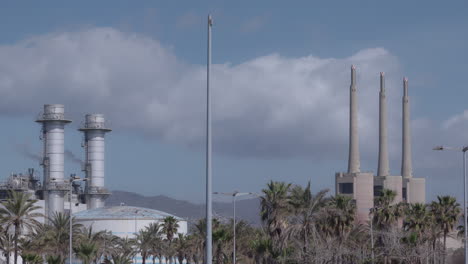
(212, 225, 231, 264)
(316, 195, 356, 264)
(45, 255, 64, 264)
(21, 253, 43, 264)
(174, 234, 191, 264)
(189, 219, 207, 264)
(111, 253, 134, 264)
(144, 223, 163, 264)
(41, 212, 83, 258)
(371, 189, 403, 264)
(161, 216, 179, 263)
(403, 203, 432, 263)
(430, 195, 461, 264)
(0, 231, 14, 264)
(75, 240, 98, 264)
(0, 191, 42, 264)
(260, 181, 291, 253)
(114, 236, 136, 260)
(161, 216, 179, 243)
(135, 229, 153, 264)
(288, 183, 328, 262)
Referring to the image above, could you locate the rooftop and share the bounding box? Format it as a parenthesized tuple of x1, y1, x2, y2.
(73, 206, 183, 221)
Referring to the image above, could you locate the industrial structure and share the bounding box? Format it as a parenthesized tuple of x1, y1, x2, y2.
(336, 66, 425, 222)
(0, 104, 187, 242)
(79, 114, 112, 209)
(74, 206, 187, 238)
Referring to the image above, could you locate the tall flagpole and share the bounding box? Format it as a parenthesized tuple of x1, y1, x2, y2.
(205, 14, 213, 264)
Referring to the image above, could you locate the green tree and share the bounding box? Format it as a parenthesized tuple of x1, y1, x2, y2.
(0, 191, 42, 264)
(260, 181, 291, 254)
(75, 240, 98, 264)
(288, 183, 328, 262)
(41, 212, 83, 258)
(135, 230, 152, 264)
(430, 195, 461, 264)
(0, 231, 14, 264)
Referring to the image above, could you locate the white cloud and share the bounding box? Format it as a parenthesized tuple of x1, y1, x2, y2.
(0, 27, 406, 162)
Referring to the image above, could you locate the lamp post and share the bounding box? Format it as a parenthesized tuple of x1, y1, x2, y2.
(205, 14, 213, 264)
(214, 191, 254, 264)
(53, 175, 86, 264)
(369, 212, 374, 263)
(433, 145, 468, 264)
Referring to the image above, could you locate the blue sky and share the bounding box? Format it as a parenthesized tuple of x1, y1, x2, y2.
(0, 1, 467, 203)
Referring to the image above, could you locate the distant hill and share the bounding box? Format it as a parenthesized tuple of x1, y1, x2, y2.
(107, 190, 262, 226)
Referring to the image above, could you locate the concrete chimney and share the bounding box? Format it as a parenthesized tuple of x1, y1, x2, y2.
(377, 72, 390, 177)
(36, 104, 72, 219)
(79, 114, 111, 209)
(401, 78, 413, 178)
(348, 65, 361, 173)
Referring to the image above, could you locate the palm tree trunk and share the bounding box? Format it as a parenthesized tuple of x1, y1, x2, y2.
(142, 253, 146, 264)
(443, 231, 447, 264)
(14, 223, 19, 264)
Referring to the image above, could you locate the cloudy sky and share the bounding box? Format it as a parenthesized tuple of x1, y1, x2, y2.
(0, 1, 467, 203)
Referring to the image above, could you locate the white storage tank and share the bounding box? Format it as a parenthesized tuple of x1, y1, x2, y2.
(73, 205, 188, 238)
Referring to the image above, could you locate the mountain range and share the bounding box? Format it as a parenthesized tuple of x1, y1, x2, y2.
(107, 190, 262, 227)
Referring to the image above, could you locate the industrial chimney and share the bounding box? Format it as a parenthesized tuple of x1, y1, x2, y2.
(377, 72, 390, 177)
(36, 104, 72, 219)
(401, 78, 413, 178)
(79, 114, 111, 209)
(348, 65, 361, 173)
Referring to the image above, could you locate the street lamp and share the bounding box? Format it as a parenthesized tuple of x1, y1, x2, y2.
(53, 175, 87, 264)
(433, 145, 468, 264)
(214, 191, 254, 264)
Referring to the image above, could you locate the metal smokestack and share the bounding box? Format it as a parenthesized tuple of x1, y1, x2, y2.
(401, 78, 413, 178)
(36, 104, 71, 219)
(79, 114, 111, 209)
(377, 72, 390, 177)
(348, 65, 361, 173)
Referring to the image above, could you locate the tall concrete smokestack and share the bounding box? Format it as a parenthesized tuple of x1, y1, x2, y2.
(348, 65, 360, 173)
(377, 72, 390, 177)
(401, 77, 413, 178)
(79, 114, 111, 209)
(36, 104, 71, 219)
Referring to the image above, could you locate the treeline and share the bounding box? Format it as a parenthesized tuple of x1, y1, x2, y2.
(0, 182, 464, 264)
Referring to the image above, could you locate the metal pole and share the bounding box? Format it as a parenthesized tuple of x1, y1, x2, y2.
(464, 150, 467, 264)
(370, 213, 374, 263)
(233, 194, 237, 264)
(69, 181, 73, 264)
(205, 14, 213, 264)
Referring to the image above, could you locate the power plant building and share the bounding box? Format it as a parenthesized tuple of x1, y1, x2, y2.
(336, 66, 425, 223)
(0, 104, 188, 250)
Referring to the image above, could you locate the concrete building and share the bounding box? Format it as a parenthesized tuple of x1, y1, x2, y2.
(335, 65, 374, 223)
(374, 72, 403, 204)
(336, 68, 426, 222)
(401, 78, 425, 203)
